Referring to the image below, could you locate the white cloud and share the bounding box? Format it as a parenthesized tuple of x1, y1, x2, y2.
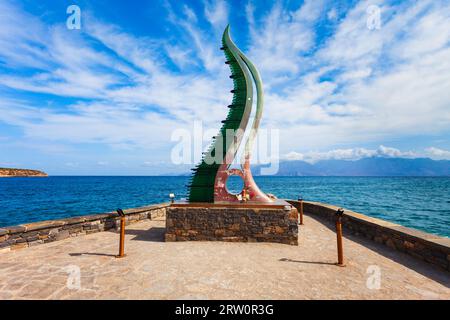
(0, 2, 234, 141)
(183, 5, 198, 23)
(165, 44, 193, 69)
(204, 0, 228, 31)
(327, 8, 338, 21)
(283, 145, 450, 163)
(0, 0, 449, 171)
(246, 0, 450, 152)
(284, 151, 304, 161)
(246, 0, 320, 77)
(424, 147, 450, 160)
(0, 1, 49, 70)
(65, 162, 79, 167)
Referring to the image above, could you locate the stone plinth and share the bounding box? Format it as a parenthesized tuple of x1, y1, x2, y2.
(165, 201, 298, 245)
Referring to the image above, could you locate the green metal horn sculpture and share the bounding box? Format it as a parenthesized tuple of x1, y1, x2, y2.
(188, 25, 272, 203)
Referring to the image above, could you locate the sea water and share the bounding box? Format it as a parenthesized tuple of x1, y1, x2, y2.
(0, 176, 449, 237)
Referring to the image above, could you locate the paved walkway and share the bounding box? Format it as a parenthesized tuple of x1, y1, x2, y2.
(0, 215, 449, 299)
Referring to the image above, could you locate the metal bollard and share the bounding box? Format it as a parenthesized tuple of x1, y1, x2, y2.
(116, 208, 126, 258)
(335, 208, 345, 267)
(298, 196, 304, 225)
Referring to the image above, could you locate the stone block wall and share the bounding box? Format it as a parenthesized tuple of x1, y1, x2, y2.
(288, 200, 450, 272)
(0, 204, 168, 253)
(165, 206, 298, 245)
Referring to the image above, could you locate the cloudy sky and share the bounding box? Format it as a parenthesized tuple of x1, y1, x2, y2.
(0, 0, 449, 175)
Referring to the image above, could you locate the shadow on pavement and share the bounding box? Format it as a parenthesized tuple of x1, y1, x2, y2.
(279, 258, 336, 266)
(69, 252, 116, 257)
(306, 213, 450, 288)
(126, 226, 165, 242)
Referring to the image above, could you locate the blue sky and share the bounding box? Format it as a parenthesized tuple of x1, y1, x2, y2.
(0, 0, 449, 175)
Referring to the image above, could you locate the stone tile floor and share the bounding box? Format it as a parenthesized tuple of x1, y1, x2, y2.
(0, 215, 449, 299)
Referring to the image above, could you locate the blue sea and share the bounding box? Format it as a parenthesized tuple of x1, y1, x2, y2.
(0, 176, 449, 238)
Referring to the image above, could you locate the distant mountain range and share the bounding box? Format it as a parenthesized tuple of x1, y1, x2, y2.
(253, 157, 450, 176)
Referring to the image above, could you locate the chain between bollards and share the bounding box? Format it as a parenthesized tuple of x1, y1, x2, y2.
(335, 208, 345, 267)
(116, 208, 126, 258)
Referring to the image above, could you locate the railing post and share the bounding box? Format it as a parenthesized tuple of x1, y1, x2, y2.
(298, 196, 304, 225)
(335, 208, 345, 267)
(116, 208, 126, 258)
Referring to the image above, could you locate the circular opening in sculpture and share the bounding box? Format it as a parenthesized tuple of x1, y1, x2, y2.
(226, 174, 244, 195)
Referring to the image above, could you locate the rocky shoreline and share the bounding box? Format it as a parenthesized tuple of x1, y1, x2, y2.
(0, 168, 48, 177)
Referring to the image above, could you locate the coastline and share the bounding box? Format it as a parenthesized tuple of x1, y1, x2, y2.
(0, 175, 48, 178)
(0, 168, 48, 178)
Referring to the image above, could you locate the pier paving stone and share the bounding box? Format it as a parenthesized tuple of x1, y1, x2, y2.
(0, 215, 449, 300)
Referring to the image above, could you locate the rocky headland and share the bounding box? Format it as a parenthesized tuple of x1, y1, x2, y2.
(0, 168, 48, 177)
